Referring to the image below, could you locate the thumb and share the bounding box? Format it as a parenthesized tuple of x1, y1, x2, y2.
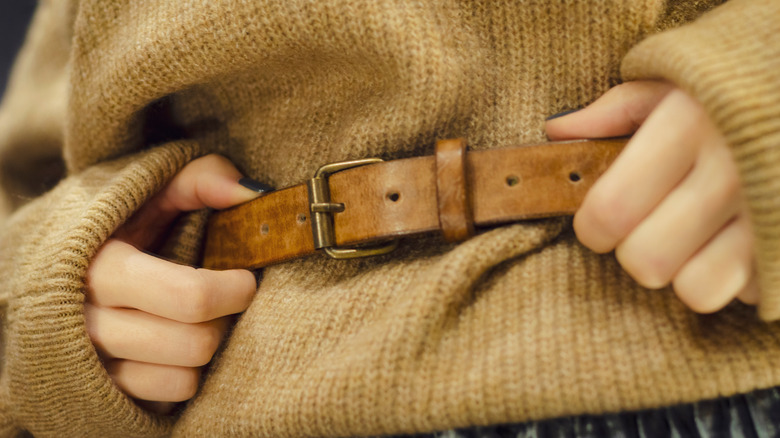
(546, 81, 675, 140)
(159, 154, 266, 212)
(116, 154, 267, 249)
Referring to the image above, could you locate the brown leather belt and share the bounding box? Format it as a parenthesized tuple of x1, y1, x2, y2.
(202, 138, 627, 270)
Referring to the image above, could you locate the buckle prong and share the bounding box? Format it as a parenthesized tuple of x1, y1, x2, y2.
(310, 202, 345, 214)
(307, 158, 398, 260)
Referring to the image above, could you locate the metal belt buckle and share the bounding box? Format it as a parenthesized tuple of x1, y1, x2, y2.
(307, 158, 399, 259)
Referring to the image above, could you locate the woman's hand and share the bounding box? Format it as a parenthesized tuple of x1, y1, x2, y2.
(85, 155, 262, 413)
(546, 81, 758, 313)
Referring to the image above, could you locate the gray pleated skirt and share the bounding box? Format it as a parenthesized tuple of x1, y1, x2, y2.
(397, 387, 780, 438)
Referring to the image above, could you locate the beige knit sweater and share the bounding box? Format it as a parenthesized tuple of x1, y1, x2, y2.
(1, 0, 779, 437)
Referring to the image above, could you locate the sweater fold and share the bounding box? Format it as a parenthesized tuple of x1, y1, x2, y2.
(0, 142, 201, 437)
(1, 0, 779, 436)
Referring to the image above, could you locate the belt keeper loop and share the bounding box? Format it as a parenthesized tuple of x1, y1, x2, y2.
(435, 138, 475, 243)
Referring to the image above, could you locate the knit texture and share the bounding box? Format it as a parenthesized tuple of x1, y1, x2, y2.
(0, 142, 202, 438)
(1, 0, 779, 437)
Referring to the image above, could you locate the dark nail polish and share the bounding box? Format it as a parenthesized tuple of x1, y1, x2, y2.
(239, 177, 275, 194)
(546, 109, 580, 121)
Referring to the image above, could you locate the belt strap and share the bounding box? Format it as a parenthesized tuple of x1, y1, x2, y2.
(202, 138, 626, 270)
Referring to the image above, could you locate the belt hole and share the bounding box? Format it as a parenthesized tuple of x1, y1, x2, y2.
(261, 223, 270, 235)
(569, 171, 581, 183)
(505, 175, 520, 187)
(296, 213, 307, 224)
(387, 191, 400, 202)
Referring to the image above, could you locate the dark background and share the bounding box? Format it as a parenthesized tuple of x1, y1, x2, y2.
(1, 2, 37, 98)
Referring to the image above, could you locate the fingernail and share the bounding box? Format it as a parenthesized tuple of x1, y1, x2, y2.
(546, 109, 580, 121)
(239, 177, 275, 194)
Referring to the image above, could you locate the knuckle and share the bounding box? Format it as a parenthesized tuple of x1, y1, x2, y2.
(615, 244, 671, 290)
(167, 367, 201, 401)
(226, 270, 257, 312)
(578, 188, 637, 250)
(174, 269, 213, 323)
(671, 268, 704, 311)
(673, 276, 727, 314)
(194, 153, 229, 168)
(184, 323, 223, 366)
(190, 154, 234, 177)
(673, 257, 749, 314)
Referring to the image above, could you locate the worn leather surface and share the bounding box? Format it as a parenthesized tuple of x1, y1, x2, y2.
(435, 138, 474, 243)
(203, 138, 627, 270)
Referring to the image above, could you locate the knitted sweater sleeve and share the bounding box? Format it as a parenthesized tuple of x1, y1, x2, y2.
(621, 0, 780, 321)
(0, 144, 200, 438)
(0, 3, 199, 437)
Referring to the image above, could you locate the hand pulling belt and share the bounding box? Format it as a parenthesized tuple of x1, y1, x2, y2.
(202, 137, 627, 270)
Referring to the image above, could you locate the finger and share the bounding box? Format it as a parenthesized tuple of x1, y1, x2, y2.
(613, 131, 742, 288)
(545, 81, 674, 140)
(116, 154, 263, 248)
(87, 239, 256, 323)
(613, 128, 742, 288)
(672, 214, 755, 313)
(106, 359, 201, 403)
(574, 89, 712, 253)
(86, 304, 230, 367)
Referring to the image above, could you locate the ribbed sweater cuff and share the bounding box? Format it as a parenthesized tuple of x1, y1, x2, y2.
(0, 142, 201, 437)
(621, 0, 780, 321)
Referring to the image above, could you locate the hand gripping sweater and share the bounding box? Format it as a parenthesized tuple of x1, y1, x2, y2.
(1, 0, 779, 436)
